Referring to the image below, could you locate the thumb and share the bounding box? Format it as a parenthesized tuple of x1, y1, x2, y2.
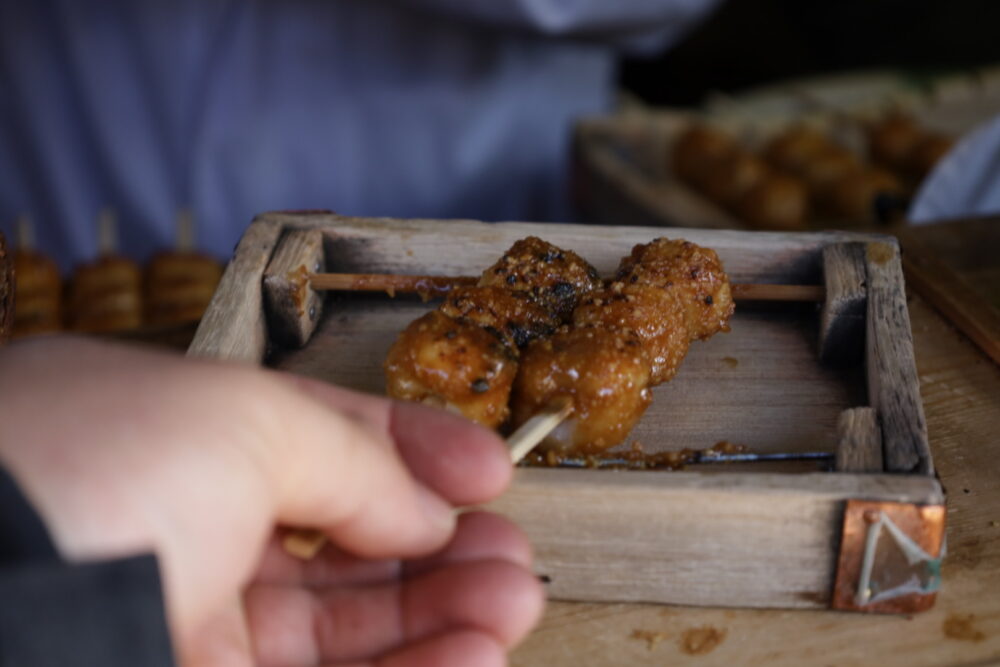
(258, 377, 457, 560)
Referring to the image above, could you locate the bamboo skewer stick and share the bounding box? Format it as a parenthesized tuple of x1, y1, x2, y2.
(16, 214, 34, 252)
(282, 401, 574, 561)
(310, 272, 824, 302)
(175, 208, 195, 253)
(98, 207, 118, 256)
(506, 401, 574, 463)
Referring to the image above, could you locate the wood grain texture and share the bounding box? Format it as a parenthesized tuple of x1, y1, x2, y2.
(865, 241, 933, 474)
(819, 242, 867, 365)
(313, 273, 823, 303)
(264, 211, 893, 287)
(899, 218, 1000, 365)
(835, 407, 883, 472)
(188, 218, 281, 362)
(263, 228, 325, 347)
(487, 469, 940, 608)
(271, 300, 865, 457)
(510, 295, 999, 667)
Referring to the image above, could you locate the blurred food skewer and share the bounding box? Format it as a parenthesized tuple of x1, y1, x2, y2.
(866, 112, 955, 181)
(672, 124, 809, 231)
(762, 125, 907, 225)
(70, 208, 144, 333)
(0, 230, 13, 344)
(11, 215, 63, 338)
(144, 209, 223, 327)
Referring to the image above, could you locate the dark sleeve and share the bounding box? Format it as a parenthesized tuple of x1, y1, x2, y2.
(0, 468, 176, 666)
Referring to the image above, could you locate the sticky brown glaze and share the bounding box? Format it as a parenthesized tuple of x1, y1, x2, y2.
(572, 284, 690, 385)
(0, 233, 12, 344)
(763, 126, 832, 174)
(478, 237, 602, 321)
(735, 173, 810, 231)
(144, 252, 224, 326)
(145, 251, 223, 292)
(800, 147, 861, 196)
(672, 124, 737, 187)
(868, 113, 923, 171)
(10, 248, 62, 337)
(384, 310, 517, 428)
(70, 256, 143, 332)
(700, 151, 770, 208)
(440, 285, 560, 348)
(511, 326, 652, 454)
(615, 238, 734, 341)
(828, 167, 905, 222)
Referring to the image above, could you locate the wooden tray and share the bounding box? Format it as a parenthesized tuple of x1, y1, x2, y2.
(189, 212, 945, 613)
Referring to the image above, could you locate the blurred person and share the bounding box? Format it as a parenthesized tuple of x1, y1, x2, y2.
(0, 0, 720, 269)
(0, 337, 544, 666)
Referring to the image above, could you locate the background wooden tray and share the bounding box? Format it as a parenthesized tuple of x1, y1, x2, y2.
(189, 213, 944, 612)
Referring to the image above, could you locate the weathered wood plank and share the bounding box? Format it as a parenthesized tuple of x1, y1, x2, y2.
(819, 242, 867, 365)
(266, 211, 895, 287)
(263, 228, 325, 347)
(271, 300, 864, 457)
(835, 407, 883, 472)
(865, 241, 933, 474)
(511, 293, 990, 667)
(488, 468, 941, 608)
(188, 218, 282, 362)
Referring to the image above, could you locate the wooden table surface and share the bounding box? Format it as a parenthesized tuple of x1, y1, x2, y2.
(511, 293, 1000, 666)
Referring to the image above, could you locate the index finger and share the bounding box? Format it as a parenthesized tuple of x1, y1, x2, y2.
(286, 377, 513, 505)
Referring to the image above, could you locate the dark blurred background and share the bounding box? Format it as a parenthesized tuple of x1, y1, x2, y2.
(621, 0, 1000, 106)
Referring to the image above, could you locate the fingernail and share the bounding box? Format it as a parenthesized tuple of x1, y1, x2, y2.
(417, 485, 456, 532)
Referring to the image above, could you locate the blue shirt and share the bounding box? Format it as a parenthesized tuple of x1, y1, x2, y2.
(0, 0, 717, 269)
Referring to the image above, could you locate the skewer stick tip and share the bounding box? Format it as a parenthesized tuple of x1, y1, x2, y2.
(507, 400, 573, 464)
(176, 208, 195, 252)
(15, 214, 34, 251)
(282, 529, 328, 560)
(98, 207, 118, 256)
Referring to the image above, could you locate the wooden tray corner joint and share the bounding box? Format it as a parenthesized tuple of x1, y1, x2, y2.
(832, 499, 946, 614)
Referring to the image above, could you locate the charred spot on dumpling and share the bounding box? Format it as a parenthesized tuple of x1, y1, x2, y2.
(478, 237, 602, 320)
(440, 286, 560, 349)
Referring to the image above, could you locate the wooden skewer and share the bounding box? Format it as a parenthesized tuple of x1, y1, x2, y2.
(506, 401, 574, 463)
(310, 273, 478, 298)
(176, 208, 195, 253)
(310, 272, 824, 302)
(16, 214, 34, 251)
(282, 402, 573, 561)
(98, 207, 118, 256)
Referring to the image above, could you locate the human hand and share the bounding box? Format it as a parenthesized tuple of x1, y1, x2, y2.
(0, 338, 544, 666)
